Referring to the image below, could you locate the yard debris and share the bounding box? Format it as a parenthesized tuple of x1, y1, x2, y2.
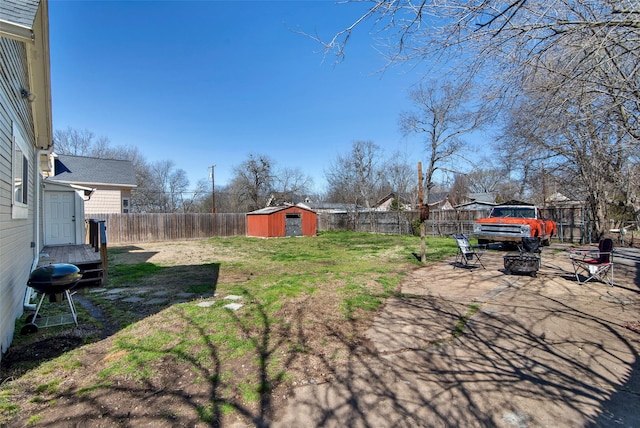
(624, 321, 640, 334)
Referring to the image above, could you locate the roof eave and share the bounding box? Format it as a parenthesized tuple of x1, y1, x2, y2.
(49, 178, 137, 188)
(28, 0, 53, 150)
(0, 19, 34, 42)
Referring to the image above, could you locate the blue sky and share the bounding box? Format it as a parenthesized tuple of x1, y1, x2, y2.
(49, 0, 453, 193)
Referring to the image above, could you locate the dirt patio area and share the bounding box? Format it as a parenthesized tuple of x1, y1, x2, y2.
(274, 244, 640, 427)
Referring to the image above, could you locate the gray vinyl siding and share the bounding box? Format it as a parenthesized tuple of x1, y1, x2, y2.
(0, 35, 37, 357)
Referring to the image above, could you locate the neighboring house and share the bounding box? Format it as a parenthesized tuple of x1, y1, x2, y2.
(546, 192, 583, 208)
(46, 154, 137, 215)
(0, 0, 53, 360)
(373, 192, 415, 211)
(455, 192, 497, 211)
(427, 192, 453, 210)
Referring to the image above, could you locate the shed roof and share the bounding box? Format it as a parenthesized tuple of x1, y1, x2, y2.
(247, 203, 316, 215)
(48, 154, 137, 187)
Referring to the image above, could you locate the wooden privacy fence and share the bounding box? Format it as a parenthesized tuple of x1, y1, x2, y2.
(89, 207, 595, 245)
(317, 207, 590, 243)
(86, 213, 246, 244)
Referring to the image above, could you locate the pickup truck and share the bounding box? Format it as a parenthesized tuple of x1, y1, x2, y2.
(473, 204, 557, 246)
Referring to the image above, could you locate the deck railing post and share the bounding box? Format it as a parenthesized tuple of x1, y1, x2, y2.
(98, 220, 108, 284)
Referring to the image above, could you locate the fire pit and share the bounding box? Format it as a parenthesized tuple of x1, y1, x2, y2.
(21, 264, 82, 334)
(503, 254, 540, 277)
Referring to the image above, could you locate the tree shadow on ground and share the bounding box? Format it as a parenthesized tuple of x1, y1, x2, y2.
(273, 275, 640, 426)
(1, 255, 220, 382)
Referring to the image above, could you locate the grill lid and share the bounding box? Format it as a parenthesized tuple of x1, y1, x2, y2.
(28, 263, 82, 292)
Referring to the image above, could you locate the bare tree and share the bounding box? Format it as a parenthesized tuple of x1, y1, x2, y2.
(384, 151, 416, 208)
(465, 166, 520, 203)
(140, 160, 190, 213)
(323, 1, 640, 225)
(400, 81, 486, 205)
(448, 174, 469, 207)
(325, 140, 385, 209)
(53, 127, 110, 156)
(499, 66, 638, 238)
(270, 167, 313, 205)
(230, 154, 275, 212)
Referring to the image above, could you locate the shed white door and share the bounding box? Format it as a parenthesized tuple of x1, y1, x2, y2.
(45, 191, 76, 245)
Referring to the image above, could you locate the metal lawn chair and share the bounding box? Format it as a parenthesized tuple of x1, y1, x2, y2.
(569, 238, 614, 286)
(453, 234, 486, 269)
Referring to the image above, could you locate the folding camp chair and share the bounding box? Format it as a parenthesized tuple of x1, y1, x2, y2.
(569, 238, 614, 286)
(453, 234, 486, 269)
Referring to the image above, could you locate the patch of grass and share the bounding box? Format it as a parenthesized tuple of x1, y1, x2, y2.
(196, 404, 217, 423)
(0, 390, 19, 421)
(239, 382, 260, 402)
(453, 303, 481, 338)
(76, 382, 111, 396)
(26, 414, 43, 424)
(186, 283, 215, 294)
(34, 379, 60, 394)
(109, 262, 164, 284)
(2, 232, 460, 425)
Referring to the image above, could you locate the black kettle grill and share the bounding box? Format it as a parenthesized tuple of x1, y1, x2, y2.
(21, 263, 82, 334)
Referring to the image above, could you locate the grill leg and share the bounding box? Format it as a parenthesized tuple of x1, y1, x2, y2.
(32, 293, 47, 322)
(65, 290, 78, 325)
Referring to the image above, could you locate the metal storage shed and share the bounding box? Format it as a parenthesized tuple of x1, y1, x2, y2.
(246, 204, 317, 238)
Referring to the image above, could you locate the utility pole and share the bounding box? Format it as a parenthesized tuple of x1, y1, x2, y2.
(209, 164, 216, 214)
(418, 162, 426, 265)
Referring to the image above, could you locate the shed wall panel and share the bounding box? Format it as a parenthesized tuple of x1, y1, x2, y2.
(247, 206, 317, 238)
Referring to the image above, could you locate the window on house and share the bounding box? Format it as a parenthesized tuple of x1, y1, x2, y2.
(12, 123, 29, 219)
(122, 197, 130, 213)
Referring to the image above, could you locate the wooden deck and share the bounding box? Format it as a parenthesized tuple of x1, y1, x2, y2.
(38, 245, 104, 285)
(38, 245, 100, 267)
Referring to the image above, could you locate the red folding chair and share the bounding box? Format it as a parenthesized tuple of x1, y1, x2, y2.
(569, 238, 614, 286)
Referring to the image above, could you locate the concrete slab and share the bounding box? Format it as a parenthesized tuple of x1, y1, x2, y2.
(274, 245, 640, 427)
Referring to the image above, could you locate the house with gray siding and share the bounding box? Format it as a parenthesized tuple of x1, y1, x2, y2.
(0, 0, 52, 361)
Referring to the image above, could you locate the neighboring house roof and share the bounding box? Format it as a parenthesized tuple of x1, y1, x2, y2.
(466, 192, 497, 204)
(304, 202, 356, 213)
(500, 199, 533, 206)
(48, 154, 137, 187)
(455, 201, 497, 210)
(0, 0, 39, 41)
(427, 192, 449, 205)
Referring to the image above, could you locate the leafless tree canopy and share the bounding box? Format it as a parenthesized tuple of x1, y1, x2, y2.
(400, 81, 486, 203)
(325, 0, 640, 234)
(325, 140, 386, 209)
(229, 154, 275, 212)
(53, 127, 194, 213)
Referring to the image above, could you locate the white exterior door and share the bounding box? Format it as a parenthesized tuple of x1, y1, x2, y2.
(45, 191, 76, 245)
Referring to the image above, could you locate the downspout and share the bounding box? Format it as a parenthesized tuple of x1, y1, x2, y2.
(24, 148, 52, 310)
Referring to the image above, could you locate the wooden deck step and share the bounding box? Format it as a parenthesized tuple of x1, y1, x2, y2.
(39, 244, 104, 286)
